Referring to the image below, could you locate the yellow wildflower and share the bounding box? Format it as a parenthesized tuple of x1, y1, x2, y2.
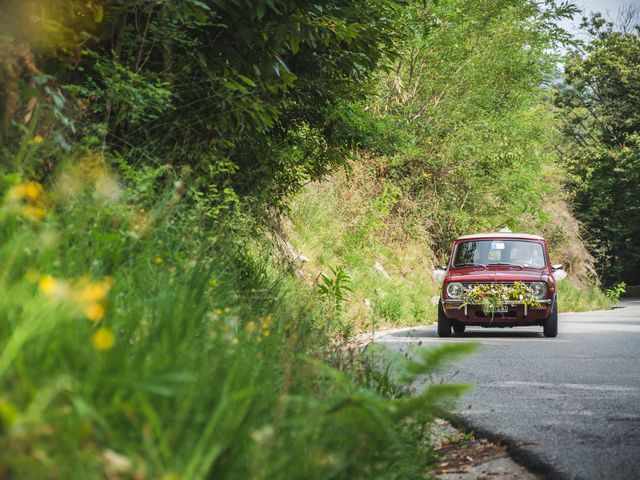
(80, 282, 110, 303)
(39, 274, 69, 299)
(20, 205, 45, 222)
(39, 275, 58, 295)
(214, 308, 224, 316)
(232, 337, 239, 345)
(85, 303, 105, 322)
(208, 278, 219, 288)
(33, 134, 44, 144)
(154, 257, 163, 265)
(92, 327, 115, 351)
(23, 182, 43, 200)
(261, 315, 273, 331)
(8, 181, 43, 202)
(245, 321, 257, 334)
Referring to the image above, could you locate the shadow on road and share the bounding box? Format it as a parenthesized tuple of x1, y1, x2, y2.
(454, 331, 542, 338)
(388, 328, 542, 339)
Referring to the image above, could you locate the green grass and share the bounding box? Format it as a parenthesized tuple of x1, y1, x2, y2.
(557, 279, 614, 313)
(0, 157, 477, 479)
(287, 166, 440, 333)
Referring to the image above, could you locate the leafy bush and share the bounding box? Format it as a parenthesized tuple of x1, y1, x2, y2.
(317, 266, 354, 309)
(605, 282, 627, 303)
(2, 0, 403, 209)
(375, 294, 405, 324)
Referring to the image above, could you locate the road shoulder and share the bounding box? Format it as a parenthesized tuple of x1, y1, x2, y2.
(430, 419, 540, 480)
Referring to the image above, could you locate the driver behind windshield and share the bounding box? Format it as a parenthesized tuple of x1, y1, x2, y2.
(511, 244, 544, 267)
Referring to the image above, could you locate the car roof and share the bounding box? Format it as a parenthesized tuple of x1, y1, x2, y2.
(455, 232, 544, 241)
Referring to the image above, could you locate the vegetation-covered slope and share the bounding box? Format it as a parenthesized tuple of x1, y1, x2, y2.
(284, 0, 613, 330)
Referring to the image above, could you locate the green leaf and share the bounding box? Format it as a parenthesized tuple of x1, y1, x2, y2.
(238, 74, 256, 87)
(93, 4, 103, 23)
(289, 33, 301, 54)
(190, 0, 211, 11)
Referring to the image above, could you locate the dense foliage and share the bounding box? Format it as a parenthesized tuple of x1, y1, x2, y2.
(556, 13, 640, 286)
(1, 0, 400, 206)
(371, 0, 579, 258)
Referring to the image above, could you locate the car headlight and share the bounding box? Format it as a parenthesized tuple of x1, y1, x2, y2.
(446, 282, 464, 299)
(529, 282, 547, 299)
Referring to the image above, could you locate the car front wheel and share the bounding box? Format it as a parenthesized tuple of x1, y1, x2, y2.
(437, 299, 452, 337)
(543, 296, 558, 338)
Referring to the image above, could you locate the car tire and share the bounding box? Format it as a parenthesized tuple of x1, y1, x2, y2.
(437, 299, 452, 337)
(453, 322, 466, 334)
(543, 296, 558, 338)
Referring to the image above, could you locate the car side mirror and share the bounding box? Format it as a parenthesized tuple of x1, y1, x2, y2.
(552, 264, 567, 282)
(432, 266, 447, 285)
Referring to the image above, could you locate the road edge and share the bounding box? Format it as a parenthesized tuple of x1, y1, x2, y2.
(448, 415, 566, 480)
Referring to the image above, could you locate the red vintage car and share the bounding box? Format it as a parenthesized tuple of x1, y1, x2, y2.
(435, 231, 564, 337)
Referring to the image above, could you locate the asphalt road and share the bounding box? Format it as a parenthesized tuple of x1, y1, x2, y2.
(375, 299, 640, 480)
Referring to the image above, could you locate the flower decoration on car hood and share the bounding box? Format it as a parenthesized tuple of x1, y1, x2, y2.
(459, 281, 541, 313)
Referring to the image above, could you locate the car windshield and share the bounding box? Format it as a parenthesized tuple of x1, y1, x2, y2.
(453, 240, 546, 268)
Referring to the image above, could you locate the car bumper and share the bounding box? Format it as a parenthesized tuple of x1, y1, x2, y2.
(442, 299, 552, 327)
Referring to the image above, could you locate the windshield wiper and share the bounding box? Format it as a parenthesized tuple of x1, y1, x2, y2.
(488, 262, 523, 270)
(455, 263, 487, 269)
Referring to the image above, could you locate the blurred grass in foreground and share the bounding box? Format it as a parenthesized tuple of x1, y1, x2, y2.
(0, 151, 475, 479)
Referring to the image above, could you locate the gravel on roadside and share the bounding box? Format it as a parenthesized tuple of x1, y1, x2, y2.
(429, 419, 540, 480)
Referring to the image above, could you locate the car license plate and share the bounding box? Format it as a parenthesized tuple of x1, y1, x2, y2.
(493, 306, 508, 313)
